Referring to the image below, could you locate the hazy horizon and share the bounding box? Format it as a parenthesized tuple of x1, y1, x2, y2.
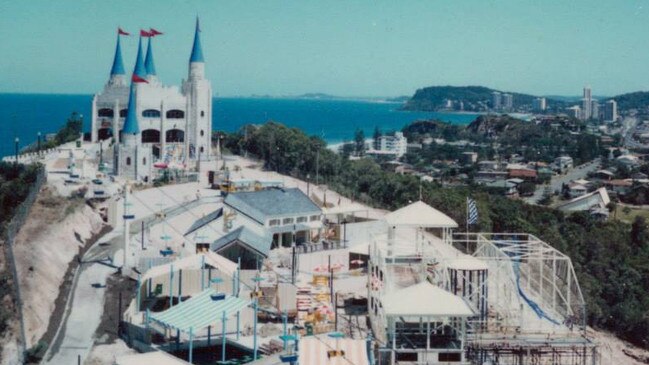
(2, 1, 649, 97)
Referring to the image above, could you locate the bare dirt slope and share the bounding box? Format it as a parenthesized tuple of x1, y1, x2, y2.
(7, 186, 105, 356)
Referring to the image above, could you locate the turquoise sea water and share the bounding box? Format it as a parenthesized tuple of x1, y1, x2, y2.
(0, 94, 479, 157)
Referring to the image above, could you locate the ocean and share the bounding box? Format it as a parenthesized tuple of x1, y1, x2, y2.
(0, 94, 479, 158)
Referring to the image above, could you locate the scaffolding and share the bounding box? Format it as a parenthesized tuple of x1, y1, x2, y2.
(367, 226, 598, 365)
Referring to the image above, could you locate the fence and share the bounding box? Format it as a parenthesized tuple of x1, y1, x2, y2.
(2, 166, 47, 359)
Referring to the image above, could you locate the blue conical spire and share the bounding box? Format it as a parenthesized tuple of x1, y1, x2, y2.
(110, 34, 125, 76)
(189, 18, 204, 63)
(144, 37, 156, 76)
(133, 36, 146, 79)
(122, 84, 139, 135)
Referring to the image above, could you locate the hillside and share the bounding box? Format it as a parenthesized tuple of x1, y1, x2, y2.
(402, 85, 563, 111)
(613, 91, 649, 111)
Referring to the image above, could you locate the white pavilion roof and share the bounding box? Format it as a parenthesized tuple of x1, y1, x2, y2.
(382, 281, 474, 317)
(140, 252, 237, 283)
(385, 201, 458, 228)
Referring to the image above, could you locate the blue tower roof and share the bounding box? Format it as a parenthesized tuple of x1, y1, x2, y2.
(122, 84, 140, 135)
(144, 37, 156, 76)
(189, 18, 204, 63)
(110, 35, 125, 76)
(133, 36, 146, 79)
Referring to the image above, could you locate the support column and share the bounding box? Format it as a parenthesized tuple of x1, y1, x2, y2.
(188, 327, 194, 364)
(113, 99, 120, 144)
(221, 311, 227, 363)
(160, 100, 166, 160)
(253, 299, 258, 360)
(169, 264, 174, 308)
(91, 95, 98, 142)
(136, 273, 141, 312)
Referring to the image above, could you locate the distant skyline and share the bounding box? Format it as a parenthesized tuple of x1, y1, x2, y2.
(1, 1, 649, 97)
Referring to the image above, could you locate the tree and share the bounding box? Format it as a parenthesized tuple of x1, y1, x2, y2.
(373, 126, 382, 151)
(354, 129, 365, 156)
(631, 216, 649, 247)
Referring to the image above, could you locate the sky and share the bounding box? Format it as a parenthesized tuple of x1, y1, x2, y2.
(1, 0, 649, 97)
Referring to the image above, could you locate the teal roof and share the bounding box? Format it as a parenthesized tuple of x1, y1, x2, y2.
(144, 37, 156, 76)
(185, 208, 223, 235)
(149, 288, 249, 333)
(224, 188, 321, 224)
(122, 84, 139, 134)
(189, 18, 204, 63)
(110, 35, 125, 75)
(212, 226, 272, 257)
(133, 36, 146, 79)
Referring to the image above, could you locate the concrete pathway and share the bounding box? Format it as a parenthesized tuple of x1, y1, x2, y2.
(41, 230, 121, 365)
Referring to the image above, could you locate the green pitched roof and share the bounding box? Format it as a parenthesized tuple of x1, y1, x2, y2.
(150, 288, 249, 333)
(224, 188, 321, 224)
(211, 226, 271, 257)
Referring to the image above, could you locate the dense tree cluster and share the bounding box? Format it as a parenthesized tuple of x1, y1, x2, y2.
(224, 121, 649, 349)
(0, 162, 42, 333)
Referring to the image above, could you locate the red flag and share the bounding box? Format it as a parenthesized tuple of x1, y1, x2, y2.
(132, 74, 149, 83)
(140, 29, 153, 37)
(118, 27, 130, 36)
(149, 28, 163, 36)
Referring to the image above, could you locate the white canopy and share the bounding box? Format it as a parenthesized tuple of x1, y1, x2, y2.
(140, 252, 238, 283)
(382, 281, 474, 317)
(446, 255, 489, 271)
(385, 201, 458, 228)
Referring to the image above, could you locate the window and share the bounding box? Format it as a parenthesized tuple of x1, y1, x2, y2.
(126, 157, 131, 166)
(142, 109, 161, 118)
(200, 146, 204, 153)
(165, 129, 184, 143)
(396, 353, 418, 362)
(98, 108, 113, 117)
(119, 109, 128, 117)
(142, 157, 146, 165)
(269, 219, 280, 226)
(201, 110, 205, 117)
(166, 109, 185, 119)
(141, 129, 160, 143)
(200, 130, 204, 137)
(297, 216, 307, 223)
(310, 215, 320, 222)
(283, 217, 294, 225)
(439, 353, 462, 362)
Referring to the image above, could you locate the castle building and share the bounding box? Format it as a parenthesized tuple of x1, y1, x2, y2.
(91, 20, 212, 181)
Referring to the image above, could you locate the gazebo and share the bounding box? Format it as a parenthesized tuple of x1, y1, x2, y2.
(380, 281, 474, 364)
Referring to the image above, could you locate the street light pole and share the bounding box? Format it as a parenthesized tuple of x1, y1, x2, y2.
(14, 137, 19, 165)
(37, 132, 41, 156)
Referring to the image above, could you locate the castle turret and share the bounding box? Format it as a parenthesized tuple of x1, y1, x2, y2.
(114, 35, 152, 182)
(183, 18, 212, 159)
(108, 33, 127, 86)
(188, 18, 205, 80)
(144, 37, 157, 80)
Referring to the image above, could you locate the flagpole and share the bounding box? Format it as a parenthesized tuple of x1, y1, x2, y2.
(466, 197, 469, 235)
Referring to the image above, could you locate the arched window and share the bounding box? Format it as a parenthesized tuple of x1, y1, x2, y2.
(98, 108, 113, 117)
(142, 109, 161, 118)
(201, 110, 205, 117)
(141, 129, 160, 143)
(200, 146, 204, 153)
(166, 129, 185, 143)
(119, 109, 128, 117)
(143, 157, 146, 165)
(200, 130, 204, 137)
(166, 109, 185, 119)
(126, 157, 131, 166)
(98, 128, 113, 140)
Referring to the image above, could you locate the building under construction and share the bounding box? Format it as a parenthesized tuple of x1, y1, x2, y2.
(366, 201, 598, 365)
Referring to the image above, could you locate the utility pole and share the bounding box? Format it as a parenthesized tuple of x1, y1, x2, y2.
(14, 137, 19, 165)
(316, 149, 320, 185)
(37, 132, 41, 157)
